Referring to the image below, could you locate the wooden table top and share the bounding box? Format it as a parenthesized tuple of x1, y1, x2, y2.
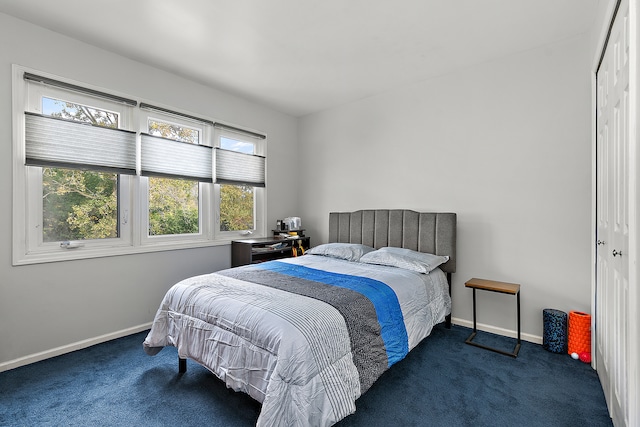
(465, 277, 520, 295)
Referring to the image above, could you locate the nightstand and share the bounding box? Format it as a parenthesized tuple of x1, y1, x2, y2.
(464, 277, 521, 357)
(231, 236, 310, 267)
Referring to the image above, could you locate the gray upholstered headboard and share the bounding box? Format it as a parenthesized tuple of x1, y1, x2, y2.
(328, 209, 457, 274)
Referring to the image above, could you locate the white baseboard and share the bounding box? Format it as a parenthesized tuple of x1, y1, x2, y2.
(0, 322, 152, 373)
(451, 317, 542, 345)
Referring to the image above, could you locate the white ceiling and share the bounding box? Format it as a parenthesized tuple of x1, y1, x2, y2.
(0, 0, 600, 117)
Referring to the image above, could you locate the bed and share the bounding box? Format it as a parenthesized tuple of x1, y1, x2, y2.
(143, 209, 456, 426)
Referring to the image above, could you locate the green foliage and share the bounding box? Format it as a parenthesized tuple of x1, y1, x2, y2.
(148, 177, 199, 235)
(220, 184, 254, 231)
(42, 168, 118, 242)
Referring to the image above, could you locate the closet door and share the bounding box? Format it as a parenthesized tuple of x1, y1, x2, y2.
(596, 1, 630, 425)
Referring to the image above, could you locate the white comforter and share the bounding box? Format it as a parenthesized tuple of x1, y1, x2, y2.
(143, 255, 451, 427)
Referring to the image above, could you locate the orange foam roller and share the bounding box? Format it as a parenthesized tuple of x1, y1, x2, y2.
(568, 311, 591, 355)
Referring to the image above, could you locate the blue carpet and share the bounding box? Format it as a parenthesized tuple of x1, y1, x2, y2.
(0, 325, 612, 427)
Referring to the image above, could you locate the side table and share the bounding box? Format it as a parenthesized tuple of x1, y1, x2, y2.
(465, 277, 521, 357)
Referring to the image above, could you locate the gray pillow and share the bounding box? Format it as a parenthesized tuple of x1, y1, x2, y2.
(359, 247, 449, 273)
(306, 243, 376, 262)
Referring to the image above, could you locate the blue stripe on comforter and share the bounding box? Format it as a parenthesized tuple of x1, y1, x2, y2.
(254, 261, 408, 366)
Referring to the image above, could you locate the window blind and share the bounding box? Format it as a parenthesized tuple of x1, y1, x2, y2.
(214, 122, 266, 140)
(24, 72, 138, 106)
(215, 148, 265, 187)
(24, 112, 136, 174)
(141, 133, 212, 182)
(140, 103, 214, 126)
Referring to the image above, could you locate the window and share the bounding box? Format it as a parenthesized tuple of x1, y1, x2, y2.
(219, 136, 256, 231)
(12, 65, 266, 265)
(139, 108, 211, 244)
(213, 126, 266, 239)
(40, 98, 122, 242)
(15, 70, 135, 264)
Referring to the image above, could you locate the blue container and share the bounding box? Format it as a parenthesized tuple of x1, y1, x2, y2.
(543, 309, 567, 353)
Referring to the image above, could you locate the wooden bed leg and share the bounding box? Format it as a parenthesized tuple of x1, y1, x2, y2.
(178, 357, 187, 374)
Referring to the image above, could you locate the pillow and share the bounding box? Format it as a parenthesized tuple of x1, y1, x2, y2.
(305, 243, 376, 262)
(359, 247, 449, 273)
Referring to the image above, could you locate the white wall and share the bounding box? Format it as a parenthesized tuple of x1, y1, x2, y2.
(298, 34, 593, 341)
(0, 13, 299, 369)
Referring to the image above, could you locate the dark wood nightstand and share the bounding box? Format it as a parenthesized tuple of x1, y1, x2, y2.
(464, 277, 521, 357)
(231, 236, 310, 267)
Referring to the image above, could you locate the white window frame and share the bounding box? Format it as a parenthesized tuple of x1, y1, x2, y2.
(13, 65, 135, 265)
(213, 127, 266, 241)
(12, 65, 267, 265)
(138, 109, 212, 247)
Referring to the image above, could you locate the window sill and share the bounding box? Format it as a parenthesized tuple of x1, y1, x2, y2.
(11, 238, 254, 266)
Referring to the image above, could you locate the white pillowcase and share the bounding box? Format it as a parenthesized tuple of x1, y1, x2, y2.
(305, 243, 376, 262)
(359, 247, 449, 273)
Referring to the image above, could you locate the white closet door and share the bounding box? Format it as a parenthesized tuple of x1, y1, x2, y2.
(596, 1, 630, 425)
